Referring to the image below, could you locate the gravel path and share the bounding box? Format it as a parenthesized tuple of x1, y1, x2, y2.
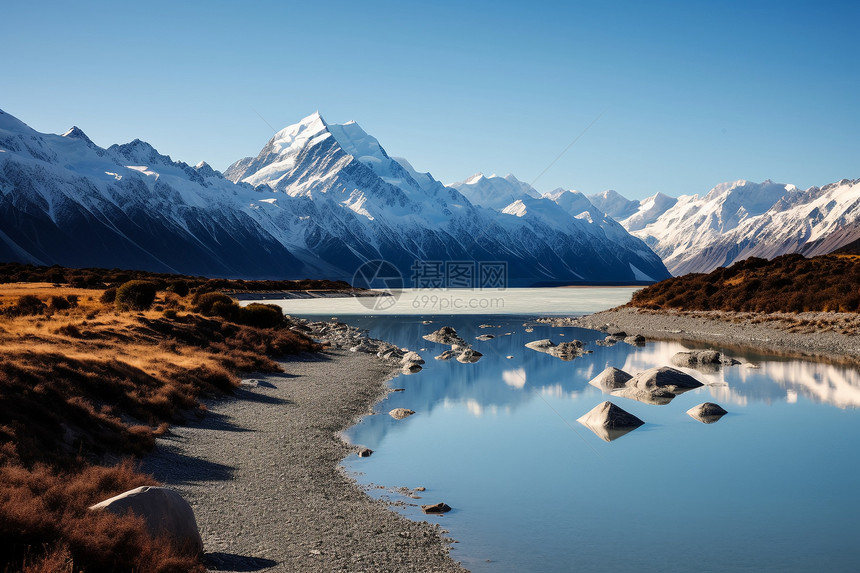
(568, 306, 860, 363)
(142, 350, 466, 573)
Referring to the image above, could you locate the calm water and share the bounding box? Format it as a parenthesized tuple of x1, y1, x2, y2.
(266, 290, 860, 572)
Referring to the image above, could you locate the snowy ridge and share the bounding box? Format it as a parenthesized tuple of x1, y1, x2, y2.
(0, 109, 670, 285)
(599, 179, 860, 275)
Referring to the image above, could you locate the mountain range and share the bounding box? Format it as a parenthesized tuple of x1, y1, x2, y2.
(0, 109, 670, 286)
(589, 179, 860, 275)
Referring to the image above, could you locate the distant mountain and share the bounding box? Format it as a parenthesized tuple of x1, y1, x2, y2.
(598, 179, 860, 275)
(587, 189, 641, 220)
(0, 108, 669, 285)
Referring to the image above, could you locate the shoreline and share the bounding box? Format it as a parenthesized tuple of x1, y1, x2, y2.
(567, 306, 860, 364)
(142, 350, 466, 572)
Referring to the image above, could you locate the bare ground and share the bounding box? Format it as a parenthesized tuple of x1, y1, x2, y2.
(142, 350, 467, 573)
(570, 306, 860, 364)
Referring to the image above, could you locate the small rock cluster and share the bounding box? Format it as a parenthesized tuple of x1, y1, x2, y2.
(290, 317, 425, 374)
(524, 338, 590, 361)
(423, 326, 484, 363)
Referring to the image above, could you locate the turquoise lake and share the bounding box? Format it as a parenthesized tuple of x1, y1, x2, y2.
(267, 289, 860, 572)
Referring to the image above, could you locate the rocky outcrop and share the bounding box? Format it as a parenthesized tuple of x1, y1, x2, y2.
(424, 326, 482, 363)
(423, 326, 466, 347)
(89, 486, 203, 555)
(577, 401, 644, 442)
(524, 339, 589, 361)
(671, 350, 740, 370)
(687, 402, 728, 424)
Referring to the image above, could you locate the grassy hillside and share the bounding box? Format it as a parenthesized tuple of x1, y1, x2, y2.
(0, 275, 321, 572)
(630, 253, 860, 313)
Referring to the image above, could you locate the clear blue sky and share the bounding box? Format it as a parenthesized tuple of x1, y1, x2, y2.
(3, 0, 857, 199)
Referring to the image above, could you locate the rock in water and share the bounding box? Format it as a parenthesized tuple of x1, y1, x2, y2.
(89, 486, 202, 555)
(357, 448, 374, 457)
(671, 350, 741, 370)
(628, 366, 703, 393)
(423, 326, 465, 346)
(687, 402, 728, 424)
(421, 502, 452, 514)
(389, 408, 415, 420)
(577, 401, 645, 442)
(588, 367, 633, 391)
(434, 349, 457, 361)
(525, 339, 587, 361)
(456, 348, 483, 363)
(624, 334, 646, 346)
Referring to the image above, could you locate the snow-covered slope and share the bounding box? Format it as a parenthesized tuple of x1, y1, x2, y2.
(587, 189, 641, 220)
(0, 109, 302, 277)
(449, 173, 668, 282)
(0, 108, 670, 284)
(227, 115, 670, 284)
(599, 180, 860, 276)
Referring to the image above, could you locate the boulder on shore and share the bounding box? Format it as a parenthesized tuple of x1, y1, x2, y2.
(89, 486, 203, 555)
(687, 402, 728, 424)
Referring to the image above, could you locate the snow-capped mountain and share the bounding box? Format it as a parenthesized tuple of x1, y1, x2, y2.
(0, 109, 302, 277)
(450, 174, 667, 281)
(600, 179, 860, 275)
(587, 189, 641, 220)
(225, 113, 670, 284)
(0, 108, 669, 284)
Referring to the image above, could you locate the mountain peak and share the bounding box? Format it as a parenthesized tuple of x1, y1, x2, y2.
(465, 172, 485, 184)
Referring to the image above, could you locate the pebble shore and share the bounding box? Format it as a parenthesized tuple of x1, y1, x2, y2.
(143, 350, 466, 573)
(568, 306, 860, 363)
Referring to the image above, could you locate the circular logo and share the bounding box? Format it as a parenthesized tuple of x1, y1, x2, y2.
(352, 259, 403, 311)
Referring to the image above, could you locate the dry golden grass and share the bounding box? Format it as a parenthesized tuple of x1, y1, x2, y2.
(0, 282, 319, 572)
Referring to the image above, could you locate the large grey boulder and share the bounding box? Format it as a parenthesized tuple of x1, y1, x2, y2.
(89, 486, 202, 555)
(687, 402, 728, 424)
(588, 367, 633, 391)
(628, 366, 703, 394)
(577, 401, 644, 442)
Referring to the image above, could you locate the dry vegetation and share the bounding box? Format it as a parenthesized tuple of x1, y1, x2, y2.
(0, 274, 322, 572)
(631, 253, 860, 313)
